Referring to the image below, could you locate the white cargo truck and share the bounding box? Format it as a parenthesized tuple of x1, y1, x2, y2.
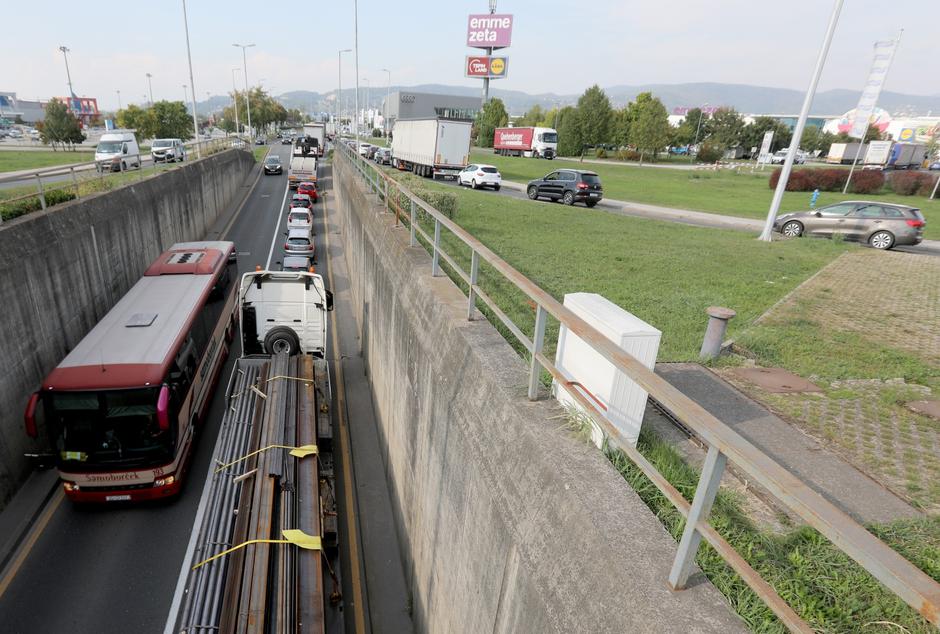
(239, 270, 332, 357)
(863, 140, 893, 169)
(295, 123, 326, 157)
(288, 156, 318, 189)
(391, 117, 472, 179)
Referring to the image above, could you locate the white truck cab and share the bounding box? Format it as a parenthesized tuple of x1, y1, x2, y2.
(95, 130, 141, 172)
(239, 270, 332, 357)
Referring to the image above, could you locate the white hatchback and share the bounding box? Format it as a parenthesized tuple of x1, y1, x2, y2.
(287, 207, 312, 232)
(458, 164, 501, 190)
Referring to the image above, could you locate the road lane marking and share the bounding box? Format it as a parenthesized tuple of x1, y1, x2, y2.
(322, 176, 367, 634)
(265, 181, 292, 269)
(0, 487, 64, 601)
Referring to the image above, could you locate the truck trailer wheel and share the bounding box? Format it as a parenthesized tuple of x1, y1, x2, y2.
(264, 327, 301, 355)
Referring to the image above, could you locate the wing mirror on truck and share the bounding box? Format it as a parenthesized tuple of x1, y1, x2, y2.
(326, 290, 334, 312)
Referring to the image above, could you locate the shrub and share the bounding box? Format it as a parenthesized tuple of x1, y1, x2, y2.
(696, 142, 724, 163)
(786, 170, 815, 192)
(594, 148, 608, 159)
(0, 188, 77, 221)
(769, 168, 853, 193)
(918, 174, 939, 196)
(848, 170, 885, 195)
(392, 173, 458, 219)
(616, 149, 641, 161)
(815, 169, 848, 192)
(889, 171, 934, 196)
(371, 128, 383, 138)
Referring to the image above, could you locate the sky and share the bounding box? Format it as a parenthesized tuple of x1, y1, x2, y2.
(3, 0, 938, 112)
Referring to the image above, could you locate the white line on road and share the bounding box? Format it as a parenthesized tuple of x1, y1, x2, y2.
(264, 181, 291, 269)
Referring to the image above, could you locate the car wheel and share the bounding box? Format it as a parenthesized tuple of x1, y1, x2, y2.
(563, 191, 575, 206)
(494, 184, 501, 191)
(471, 179, 480, 190)
(263, 326, 301, 355)
(527, 185, 539, 200)
(782, 221, 804, 238)
(869, 230, 895, 250)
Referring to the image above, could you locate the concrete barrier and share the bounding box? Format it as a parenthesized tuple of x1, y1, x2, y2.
(0, 149, 255, 508)
(332, 159, 746, 632)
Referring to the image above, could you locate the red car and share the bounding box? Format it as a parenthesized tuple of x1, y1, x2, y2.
(297, 181, 318, 202)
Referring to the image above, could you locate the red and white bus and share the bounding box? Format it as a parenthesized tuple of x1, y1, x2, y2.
(24, 241, 238, 503)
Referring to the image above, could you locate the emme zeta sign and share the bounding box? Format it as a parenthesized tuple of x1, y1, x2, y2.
(466, 14, 513, 48)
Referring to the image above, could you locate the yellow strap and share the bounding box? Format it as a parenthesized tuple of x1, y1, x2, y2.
(214, 444, 318, 473)
(230, 375, 314, 400)
(191, 530, 322, 570)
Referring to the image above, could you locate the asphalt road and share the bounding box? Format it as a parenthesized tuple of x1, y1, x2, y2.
(0, 143, 298, 634)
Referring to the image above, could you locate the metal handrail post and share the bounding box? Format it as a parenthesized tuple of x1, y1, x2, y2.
(431, 219, 441, 276)
(35, 174, 46, 210)
(384, 179, 389, 212)
(410, 200, 417, 246)
(467, 250, 480, 320)
(70, 167, 79, 196)
(527, 305, 548, 400)
(669, 445, 728, 589)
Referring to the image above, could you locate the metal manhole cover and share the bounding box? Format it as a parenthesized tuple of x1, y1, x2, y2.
(728, 367, 822, 393)
(907, 400, 940, 420)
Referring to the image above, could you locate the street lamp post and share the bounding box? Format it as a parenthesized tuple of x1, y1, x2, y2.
(116, 90, 122, 111)
(380, 68, 391, 137)
(338, 49, 351, 134)
(146, 73, 154, 105)
(760, 0, 844, 242)
(232, 68, 241, 136)
(482, 0, 497, 105)
(353, 0, 360, 148)
(181, 0, 201, 157)
(233, 43, 255, 139)
(58, 46, 74, 98)
(690, 103, 708, 163)
(362, 78, 370, 133)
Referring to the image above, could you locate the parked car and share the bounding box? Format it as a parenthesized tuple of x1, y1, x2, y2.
(373, 148, 392, 164)
(774, 201, 926, 250)
(770, 149, 807, 165)
(263, 155, 283, 175)
(526, 169, 603, 207)
(358, 143, 373, 156)
(287, 208, 313, 231)
(151, 138, 186, 163)
(291, 193, 313, 209)
(281, 255, 314, 271)
(284, 227, 314, 257)
(458, 164, 502, 190)
(297, 181, 318, 202)
(255, 137, 266, 145)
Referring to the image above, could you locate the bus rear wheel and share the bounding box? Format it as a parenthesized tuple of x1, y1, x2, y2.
(264, 327, 301, 355)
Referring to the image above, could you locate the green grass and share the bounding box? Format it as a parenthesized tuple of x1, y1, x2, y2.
(600, 423, 940, 633)
(386, 170, 847, 362)
(0, 149, 95, 173)
(252, 146, 269, 163)
(472, 151, 940, 240)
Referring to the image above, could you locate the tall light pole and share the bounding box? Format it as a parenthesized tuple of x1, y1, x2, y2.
(760, 0, 844, 242)
(58, 46, 74, 98)
(690, 102, 708, 163)
(338, 49, 351, 133)
(116, 90, 122, 111)
(482, 0, 497, 105)
(231, 68, 241, 136)
(353, 0, 360, 148)
(145, 73, 154, 105)
(380, 68, 391, 137)
(183, 85, 188, 104)
(181, 0, 201, 157)
(362, 78, 370, 132)
(233, 43, 255, 138)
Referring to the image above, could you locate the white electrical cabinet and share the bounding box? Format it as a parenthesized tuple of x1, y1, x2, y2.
(552, 293, 661, 447)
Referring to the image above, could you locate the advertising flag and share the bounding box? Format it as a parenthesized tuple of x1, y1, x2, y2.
(849, 39, 898, 139)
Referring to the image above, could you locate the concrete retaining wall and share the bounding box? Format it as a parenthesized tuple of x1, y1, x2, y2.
(331, 158, 746, 632)
(0, 149, 255, 507)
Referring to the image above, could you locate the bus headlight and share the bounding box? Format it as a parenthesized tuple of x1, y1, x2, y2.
(154, 474, 176, 488)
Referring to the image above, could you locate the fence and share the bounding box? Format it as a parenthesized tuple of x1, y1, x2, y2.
(0, 137, 251, 224)
(333, 141, 940, 632)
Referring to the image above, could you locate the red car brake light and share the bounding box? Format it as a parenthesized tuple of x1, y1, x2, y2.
(577, 182, 589, 190)
(906, 219, 925, 228)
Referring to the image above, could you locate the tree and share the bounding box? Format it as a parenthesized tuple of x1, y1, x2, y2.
(149, 101, 194, 140)
(38, 98, 85, 150)
(741, 116, 792, 154)
(706, 107, 745, 147)
(555, 106, 582, 156)
(800, 125, 835, 155)
(538, 108, 559, 129)
(671, 108, 704, 147)
(116, 105, 151, 136)
(575, 85, 613, 147)
(220, 88, 287, 136)
(517, 104, 544, 128)
(627, 93, 672, 162)
(612, 106, 634, 148)
(474, 97, 508, 147)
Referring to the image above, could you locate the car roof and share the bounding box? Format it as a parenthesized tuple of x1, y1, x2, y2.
(288, 227, 311, 237)
(839, 200, 917, 210)
(288, 207, 311, 214)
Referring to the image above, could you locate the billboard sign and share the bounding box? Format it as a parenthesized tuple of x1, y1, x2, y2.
(465, 56, 509, 79)
(494, 127, 534, 150)
(849, 39, 899, 139)
(467, 14, 513, 48)
(757, 130, 775, 164)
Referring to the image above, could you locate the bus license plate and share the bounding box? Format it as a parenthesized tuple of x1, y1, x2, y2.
(106, 495, 131, 502)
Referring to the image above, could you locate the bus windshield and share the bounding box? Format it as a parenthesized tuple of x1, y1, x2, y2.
(47, 387, 173, 470)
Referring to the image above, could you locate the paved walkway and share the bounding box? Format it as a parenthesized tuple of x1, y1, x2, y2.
(655, 363, 922, 525)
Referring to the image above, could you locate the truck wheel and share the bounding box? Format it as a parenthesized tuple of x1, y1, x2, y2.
(263, 327, 301, 355)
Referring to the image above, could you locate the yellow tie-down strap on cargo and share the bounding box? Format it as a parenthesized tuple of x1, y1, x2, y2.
(230, 375, 315, 401)
(214, 444, 318, 473)
(191, 529, 322, 570)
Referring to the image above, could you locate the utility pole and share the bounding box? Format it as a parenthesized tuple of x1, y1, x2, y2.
(58, 46, 74, 97)
(353, 0, 360, 149)
(690, 103, 708, 163)
(146, 73, 154, 105)
(381, 68, 391, 137)
(181, 0, 200, 157)
(234, 43, 255, 138)
(760, 0, 844, 242)
(363, 78, 370, 132)
(231, 68, 241, 136)
(116, 90, 122, 111)
(338, 49, 351, 134)
(482, 0, 497, 105)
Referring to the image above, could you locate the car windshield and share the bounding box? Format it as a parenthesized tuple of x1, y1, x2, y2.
(289, 212, 309, 221)
(152, 140, 173, 148)
(97, 141, 123, 153)
(581, 174, 601, 184)
(265, 157, 280, 164)
(47, 387, 172, 470)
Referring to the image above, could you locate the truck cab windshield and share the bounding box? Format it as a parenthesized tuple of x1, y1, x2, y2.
(97, 141, 123, 153)
(539, 132, 558, 143)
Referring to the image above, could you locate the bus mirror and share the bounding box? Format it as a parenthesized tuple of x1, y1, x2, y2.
(24, 392, 39, 438)
(326, 290, 334, 312)
(157, 385, 170, 432)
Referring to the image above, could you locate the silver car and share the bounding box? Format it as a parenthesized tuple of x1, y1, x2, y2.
(284, 227, 314, 257)
(775, 201, 926, 250)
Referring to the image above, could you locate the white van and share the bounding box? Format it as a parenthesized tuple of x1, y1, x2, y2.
(151, 138, 186, 163)
(95, 130, 141, 172)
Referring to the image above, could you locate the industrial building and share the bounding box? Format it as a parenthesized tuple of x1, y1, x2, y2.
(380, 91, 481, 130)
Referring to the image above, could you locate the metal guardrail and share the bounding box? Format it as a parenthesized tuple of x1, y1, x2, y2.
(0, 137, 251, 224)
(333, 141, 940, 631)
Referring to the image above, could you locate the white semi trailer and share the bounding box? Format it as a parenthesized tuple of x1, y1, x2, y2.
(390, 118, 472, 179)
